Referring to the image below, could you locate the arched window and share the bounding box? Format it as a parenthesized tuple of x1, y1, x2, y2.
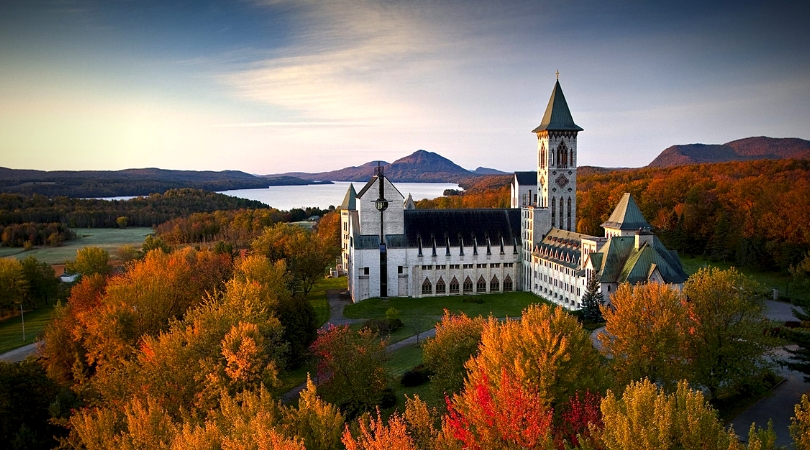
(450, 276, 460, 294)
(422, 278, 432, 295)
(559, 197, 564, 229)
(490, 275, 500, 292)
(539, 143, 545, 169)
(504, 275, 513, 292)
(558, 141, 568, 168)
(551, 197, 556, 224)
(463, 276, 473, 293)
(476, 275, 486, 293)
(436, 277, 446, 295)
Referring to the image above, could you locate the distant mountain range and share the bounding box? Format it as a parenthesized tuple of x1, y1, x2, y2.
(0, 167, 324, 198)
(647, 137, 810, 167)
(278, 149, 506, 182)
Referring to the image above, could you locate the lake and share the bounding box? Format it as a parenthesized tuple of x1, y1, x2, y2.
(218, 181, 461, 211)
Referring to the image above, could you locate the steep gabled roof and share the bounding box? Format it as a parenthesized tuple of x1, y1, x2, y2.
(594, 235, 688, 285)
(601, 193, 651, 231)
(532, 80, 583, 133)
(340, 184, 357, 210)
(514, 171, 537, 186)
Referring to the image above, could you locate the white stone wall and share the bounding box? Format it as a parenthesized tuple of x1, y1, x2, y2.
(531, 255, 585, 309)
(358, 177, 405, 237)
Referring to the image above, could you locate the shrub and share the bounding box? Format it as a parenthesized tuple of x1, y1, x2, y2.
(400, 364, 434, 387)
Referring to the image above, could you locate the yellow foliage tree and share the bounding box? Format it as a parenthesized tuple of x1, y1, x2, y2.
(599, 282, 690, 391)
(463, 303, 606, 410)
(792, 394, 810, 450)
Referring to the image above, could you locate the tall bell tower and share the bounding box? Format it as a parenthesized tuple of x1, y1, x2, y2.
(534, 76, 583, 232)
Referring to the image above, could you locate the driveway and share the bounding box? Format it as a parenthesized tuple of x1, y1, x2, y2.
(0, 342, 38, 362)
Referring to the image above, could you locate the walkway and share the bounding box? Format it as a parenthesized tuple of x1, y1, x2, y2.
(0, 342, 38, 362)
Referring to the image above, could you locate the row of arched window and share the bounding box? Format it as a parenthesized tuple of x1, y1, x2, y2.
(421, 274, 513, 295)
(550, 196, 574, 231)
(538, 141, 573, 169)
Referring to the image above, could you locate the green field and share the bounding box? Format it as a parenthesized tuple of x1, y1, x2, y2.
(0, 227, 153, 265)
(0, 305, 54, 354)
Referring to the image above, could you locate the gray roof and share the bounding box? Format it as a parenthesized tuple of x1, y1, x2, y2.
(601, 193, 651, 231)
(534, 228, 593, 271)
(403, 209, 521, 247)
(594, 235, 687, 285)
(514, 171, 537, 186)
(532, 80, 583, 133)
(340, 184, 357, 210)
(356, 175, 404, 201)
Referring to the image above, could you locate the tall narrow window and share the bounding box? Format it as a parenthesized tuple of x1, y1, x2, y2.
(558, 141, 568, 168)
(559, 197, 564, 229)
(490, 275, 500, 292)
(539, 143, 546, 169)
(450, 276, 460, 294)
(436, 277, 446, 295)
(422, 278, 432, 295)
(463, 276, 473, 293)
(476, 275, 486, 293)
(567, 197, 572, 231)
(551, 198, 556, 225)
(504, 275, 513, 292)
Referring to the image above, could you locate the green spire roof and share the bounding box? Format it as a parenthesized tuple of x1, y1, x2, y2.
(340, 184, 357, 210)
(601, 193, 651, 231)
(532, 80, 583, 133)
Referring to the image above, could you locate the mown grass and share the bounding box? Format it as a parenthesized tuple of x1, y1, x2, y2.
(306, 276, 347, 326)
(0, 305, 54, 354)
(0, 227, 153, 265)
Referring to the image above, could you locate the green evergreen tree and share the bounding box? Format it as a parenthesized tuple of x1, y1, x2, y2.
(581, 270, 604, 323)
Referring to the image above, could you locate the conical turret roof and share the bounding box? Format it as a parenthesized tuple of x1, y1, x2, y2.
(532, 80, 583, 133)
(340, 184, 357, 210)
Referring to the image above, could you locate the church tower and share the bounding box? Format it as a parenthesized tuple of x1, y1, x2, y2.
(533, 78, 583, 232)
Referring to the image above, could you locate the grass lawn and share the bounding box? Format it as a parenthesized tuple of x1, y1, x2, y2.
(306, 276, 347, 326)
(680, 256, 809, 304)
(344, 291, 547, 344)
(0, 305, 54, 354)
(0, 227, 153, 265)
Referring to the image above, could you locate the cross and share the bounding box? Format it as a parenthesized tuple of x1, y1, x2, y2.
(556, 70, 559, 80)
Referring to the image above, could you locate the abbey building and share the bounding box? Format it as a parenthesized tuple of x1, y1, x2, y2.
(340, 80, 687, 305)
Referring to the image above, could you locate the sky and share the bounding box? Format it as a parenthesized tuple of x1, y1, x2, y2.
(1, 0, 808, 174)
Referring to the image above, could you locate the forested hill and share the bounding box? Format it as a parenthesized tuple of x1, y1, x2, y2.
(647, 136, 810, 167)
(0, 167, 323, 198)
(280, 149, 506, 182)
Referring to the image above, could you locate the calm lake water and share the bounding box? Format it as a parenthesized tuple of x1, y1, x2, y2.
(218, 182, 461, 211)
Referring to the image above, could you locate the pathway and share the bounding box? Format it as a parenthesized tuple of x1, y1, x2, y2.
(0, 342, 38, 362)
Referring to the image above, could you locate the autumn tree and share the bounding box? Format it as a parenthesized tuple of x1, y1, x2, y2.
(280, 376, 345, 450)
(0, 257, 28, 312)
(444, 369, 555, 450)
(580, 270, 604, 323)
(65, 246, 111, 277)
(20, 255, 57, 307)
(598, 379, 742, 450)
(310, 325, 390, 417)
(683, 267, 774, 398)
(463, 303, 607, 411)
(791, 394, 810, 450)
(342, 410, 417, 450)
(422, 310, 485, 396)
(599, 282, 690, 391)
(252, 223, 332, 295)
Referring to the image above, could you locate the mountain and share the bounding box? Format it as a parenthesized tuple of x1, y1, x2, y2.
(278, 150, 481, 182)
(472, 167, 508, 175)
(0, 167, 322, 198)
(647, 137, 810, 167)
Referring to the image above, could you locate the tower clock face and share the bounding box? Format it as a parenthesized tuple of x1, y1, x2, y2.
(555, 174, 569, 188)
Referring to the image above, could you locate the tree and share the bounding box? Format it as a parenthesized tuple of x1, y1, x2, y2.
(65, 246, 111, 277)
(20, 256, 57, 307)
(116, 216, 128, 228)
(0, 257, 28, 312)
(141, 235, 171, 255)
(683, 267, 774, 398)
(599, 282, 690, 391)
(251, 223, 332, 296)
(342, 410, 417, 450)
(463, 304, 607, 411)
(598, 379, 741, 450)
(444, 369, 555, 450)
(276, 294, 319, 369)
(0, 360, 63, 448)
(422, 310, 485, 396)
(280, 376, 345, 450)
(791, 394, 810, 450)
(310, 325, 389, 417)
(580, 270, 604, 323)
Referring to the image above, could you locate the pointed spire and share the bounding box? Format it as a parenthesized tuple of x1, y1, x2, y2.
(601, 193, 651, 231)
(404, 193, 416, 210)
(340, 183, 357, 210)
(532, 79, 583, 133)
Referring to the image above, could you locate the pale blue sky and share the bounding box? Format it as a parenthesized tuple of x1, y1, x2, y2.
(1, 0, 808, 174)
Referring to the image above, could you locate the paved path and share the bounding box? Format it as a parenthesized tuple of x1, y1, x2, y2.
(0, 342, 39, 362)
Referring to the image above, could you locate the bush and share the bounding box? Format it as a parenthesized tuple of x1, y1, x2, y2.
(362, 318, 403, 335)
(400, 364, 434, 387)
(461, 296, 484, 304)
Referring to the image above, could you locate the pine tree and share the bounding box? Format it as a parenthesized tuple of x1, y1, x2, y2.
(580, 270, 604, 323)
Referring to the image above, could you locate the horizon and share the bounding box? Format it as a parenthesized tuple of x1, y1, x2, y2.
(1, 0, 808, 174)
